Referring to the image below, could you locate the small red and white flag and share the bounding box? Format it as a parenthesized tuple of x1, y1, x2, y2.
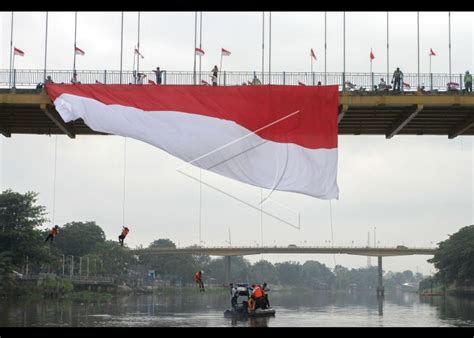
(221, 48, 231, 56)
(148, 80, 156, 85)
(298, 81, 306, 86)
(75, 46, 85, 56)
(201, 80, 210, 85)
(370, 50, 375, 60)
(247, 81, 253, 86)
(195, 47, 205, 56)
(310, 48, 317, 61)
(14, 47, 24, 56)
(429, 48, 436, 56)
(95, 80, 103, 84)
(403, 82, 411, 88)
(134, 47, 144, 59)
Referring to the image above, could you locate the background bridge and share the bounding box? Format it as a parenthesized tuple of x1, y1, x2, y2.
(131, 245, 435, 296)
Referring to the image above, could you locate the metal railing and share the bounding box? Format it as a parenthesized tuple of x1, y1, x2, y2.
(0, 69, 467, 92)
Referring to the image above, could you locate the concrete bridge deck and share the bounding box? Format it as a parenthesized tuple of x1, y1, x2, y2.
(0, 90, 473, 139)
(130, 246, 436, 257)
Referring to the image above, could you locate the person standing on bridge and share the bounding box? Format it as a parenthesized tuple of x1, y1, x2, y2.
(118, 226, 129, 246)
(464, 71, 472, 93)
(392, 67, 403, 92)
(195, 270, 205, 292)
(153, 67, 163, 85)
(45, 225, 59, 243)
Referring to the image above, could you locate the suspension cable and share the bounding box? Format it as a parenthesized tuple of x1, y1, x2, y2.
(52, 135, 58, 226)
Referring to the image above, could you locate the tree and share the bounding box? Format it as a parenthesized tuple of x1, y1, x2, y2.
(53, 221, 106, 257)
(250, 260, 278, 284)
(138, 239, 200, 284)
(0, 190, 49, 267)
(93, 240, 138, 278)
(275, 261, 302, 286)
(300, 261, 335, 289)
(428, 225, 474, 286)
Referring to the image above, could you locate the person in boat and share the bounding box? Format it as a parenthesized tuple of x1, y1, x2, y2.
(261, 282, 270, 309)
(250, 284, 264, 310)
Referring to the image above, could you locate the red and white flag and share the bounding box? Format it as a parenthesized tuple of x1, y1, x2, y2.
(148, 80, 156, 85)
(370, 50, 375, 60)
(298, 81, 306, 86)
(310, 48, 317, 61)
(46, 85, 340, 199)
(429, 48, 436, 56)
(403, 82, 411, 88)
(195, 47, 205, 56)
(95, 80, 103, 84)
(134, 47, 144, 59)
(201, 80, 210, 85)
(247, 81, 253, 86)
(75, 46, 85, 56)
(14, 47, 24, 56)
(221, 48, 231, 56)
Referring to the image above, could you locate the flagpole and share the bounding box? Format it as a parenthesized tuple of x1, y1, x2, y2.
(343, 12, 346, 90)
(199, 12, 202, 84)
(137, 11, 141, 75)
(73, 12, 77, 72)
(120, 12, 124, 84)
(269, 11, 272, 84)
(387, 12, 389, 87)
(132, 45, 136, 83)
(43, 12, 49, 82)
(417, 12, 420, 90)
(12, 52, 16, 86)
(9, 12, 14, 88)
(262, 12, 265, 84)
(324, 11, 327, 85)
(193, 12, 197, 85)
(448, 12, 451, 82)
(429, 54, 431, 75)
(220, 52, 223, 76)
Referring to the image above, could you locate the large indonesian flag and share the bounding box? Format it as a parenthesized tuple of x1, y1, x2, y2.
(46, 84, 339, 199)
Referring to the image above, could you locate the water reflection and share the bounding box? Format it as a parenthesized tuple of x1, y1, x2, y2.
(0, 290, 473, 327)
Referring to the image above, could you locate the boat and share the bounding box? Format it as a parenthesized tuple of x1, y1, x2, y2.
(223, 283, 276, 319)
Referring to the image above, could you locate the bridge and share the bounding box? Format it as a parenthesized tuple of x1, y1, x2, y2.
(130, 245, 435, 257)
(1, 70, 473, 139)
(131, 245, 435, 297)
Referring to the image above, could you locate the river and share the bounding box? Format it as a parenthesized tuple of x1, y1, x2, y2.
(1, 290, 473, 327)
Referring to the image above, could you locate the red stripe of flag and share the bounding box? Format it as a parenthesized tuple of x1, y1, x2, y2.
(14, 47, 25, 56)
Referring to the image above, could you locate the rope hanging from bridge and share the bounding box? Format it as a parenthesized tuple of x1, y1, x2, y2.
(122, 137, 127, 228)
(51, 135, 58, 227)
(329, 200, 337, 267)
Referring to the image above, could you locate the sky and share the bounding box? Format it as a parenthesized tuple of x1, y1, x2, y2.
(1, 11, 473, 275)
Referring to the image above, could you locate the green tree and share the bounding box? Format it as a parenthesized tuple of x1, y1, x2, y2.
(250, 260, 278, 284)
(53, 221, 106, 257)
(93, 240, 138, 278)
(275, 261, 302, 286)
(300, 261, 335, 289)
(138, 239, 200, 285)
(428, 225, 474, 286)
(0, 190, 50, 267)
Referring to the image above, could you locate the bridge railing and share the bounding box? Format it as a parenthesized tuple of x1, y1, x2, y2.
(0, 69, 466, 92)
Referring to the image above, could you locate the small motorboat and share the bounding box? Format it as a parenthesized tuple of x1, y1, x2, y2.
(224, 283, 276, 319)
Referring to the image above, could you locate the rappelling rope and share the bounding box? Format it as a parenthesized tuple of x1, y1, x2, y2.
(122, 137, 127, 228)
(329, 200, 337, 267)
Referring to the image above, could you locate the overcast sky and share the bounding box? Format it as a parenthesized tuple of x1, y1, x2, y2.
(1, 12, 473, 275)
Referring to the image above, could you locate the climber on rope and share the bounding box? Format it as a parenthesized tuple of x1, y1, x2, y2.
(118, 226, 130, 246)
(45, 225, 59, 243)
